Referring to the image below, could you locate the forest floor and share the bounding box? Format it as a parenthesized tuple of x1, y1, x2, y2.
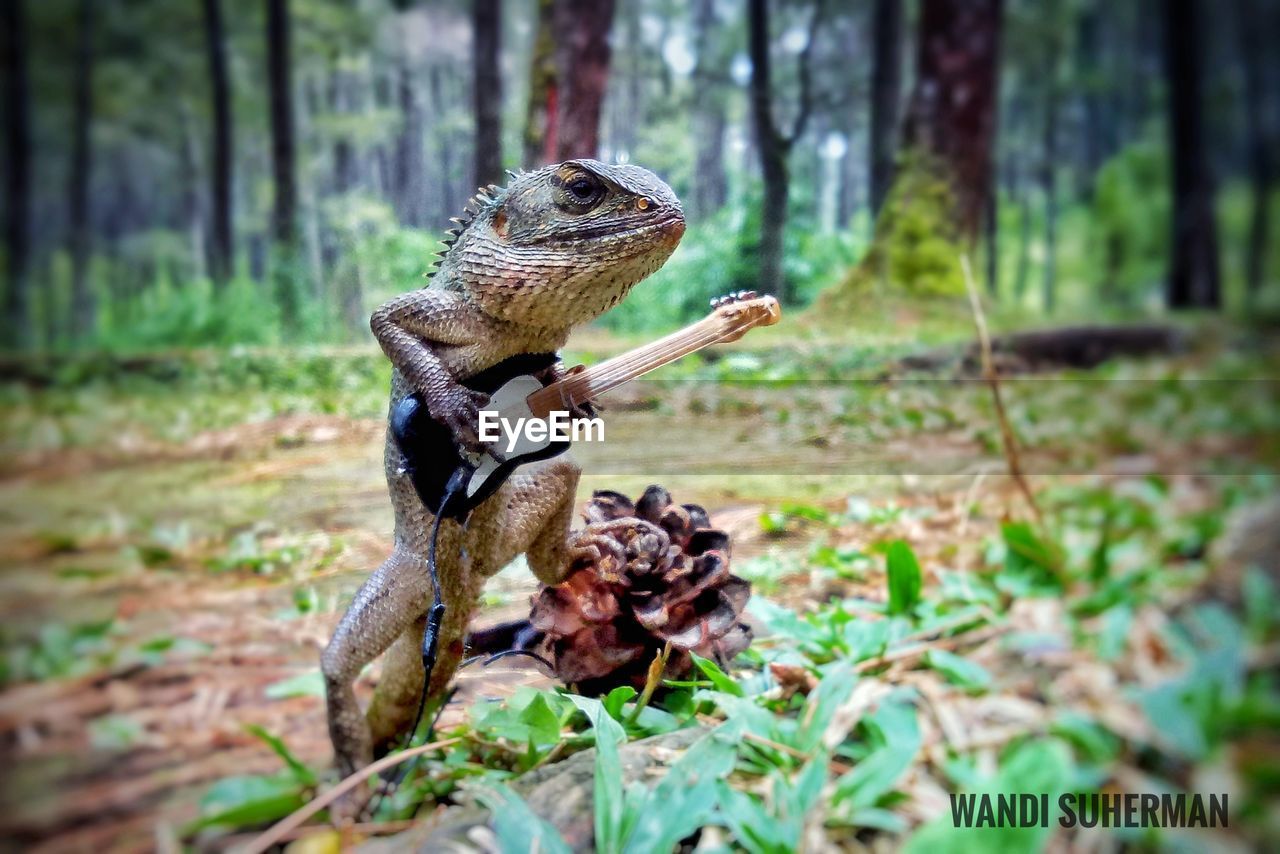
(0, 324, 1276, 852)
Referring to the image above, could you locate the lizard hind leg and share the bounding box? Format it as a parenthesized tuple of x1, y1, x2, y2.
(321, 545, 430, 780)
(367, 563, 484, 756)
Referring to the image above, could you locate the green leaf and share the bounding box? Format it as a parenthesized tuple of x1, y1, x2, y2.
(797, 662, 858, 751)
(244, 724, 316, 787)
(925, 649, 992, 694)
(88, 714, 145, 750)
(569, 696, 627, 852)
(624, 727, 738, 853)
(603, 685, 637, 722)
(886, 540, 922, 615)
(264, 669, 326, 699)
(475, 784, 572, 854)
(518, 692, 564, 746)
(189, 774, 306, 832)
(1001, 522, 1063, 588)
(758, 511, 788, 535)
(834, 700, 921, 810)
(780, 502, 832, 524)
(690, 653, 743, 697)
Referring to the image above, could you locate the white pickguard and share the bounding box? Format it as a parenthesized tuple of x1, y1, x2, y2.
(467, 375, 552, 498)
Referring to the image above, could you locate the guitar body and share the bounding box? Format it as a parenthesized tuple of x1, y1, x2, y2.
(391, 352, 568, 520)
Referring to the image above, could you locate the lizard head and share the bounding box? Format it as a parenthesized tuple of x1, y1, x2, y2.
(438, 160, 685, 330)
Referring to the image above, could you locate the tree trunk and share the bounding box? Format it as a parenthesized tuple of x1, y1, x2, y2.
(331, 66, 357, 195)
(1014, 183, 1032, 301)
(2, 0, 32, 350)
(748, 0, 788, 302)
(985, 179, 998, 297)
(522, 0, 557, 168)
(1162, 0, 1220, 309)
(1076, 5, 1103, 199)
(68, 0, 95, 346)
(472, 0, 503, 189)
(869, 0, 903, 218)
(552, 0, 616, 161)
(179, 109, 206, 284)
(203, 0, 233, 289)
(1041, 76, 1060, 313)
(901, 0, 1002, 241)
(690, 0, 727, 218)
(394, 57, 427, 227)
(266, 0, 301, 326)
(1237, 0, 1272, 299)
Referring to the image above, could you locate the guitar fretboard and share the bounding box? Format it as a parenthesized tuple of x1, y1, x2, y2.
(524, 310, 767, 418)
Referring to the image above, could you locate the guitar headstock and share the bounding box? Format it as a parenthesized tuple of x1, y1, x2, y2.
(708, 291, 782, 342)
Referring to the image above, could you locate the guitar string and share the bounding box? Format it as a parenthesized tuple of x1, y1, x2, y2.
(520, 323, 726, 416)
(542, 316, 756, 408)
(527, 314, 762, 414)
(543, 308, 768, 404)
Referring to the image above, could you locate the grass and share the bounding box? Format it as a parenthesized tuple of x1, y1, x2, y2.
(183, 470, 1278, 851)
(1, 297, 1276, 850)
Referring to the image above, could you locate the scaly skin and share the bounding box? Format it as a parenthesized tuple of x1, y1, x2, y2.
(321, 160, 685, 812)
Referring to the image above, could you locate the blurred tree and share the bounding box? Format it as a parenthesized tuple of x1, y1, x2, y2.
(748, 0, 824, 303)
(393, 51, 427, 227)
(68, 0, 94, 344)
(690, 0, 727, 218)
(2, 0, 32, 350)
(267, 0, 301, 327)
(553, 0, 616, 160)
(202, 0, 233, 289)
(472, 0, 503, 189)
(1162, 0, 1220, 309)
(522, 0, 556, 167)
(868, 0, 902, 217)
(1038, 5, 1065, 313)
(901, 0, 1002, 241)
(815, 0, 1000, 310)
(1236, 0, 1272, 299)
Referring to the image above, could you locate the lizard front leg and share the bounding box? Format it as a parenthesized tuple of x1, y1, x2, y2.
(370, 288, 492, 448)
(496, 460, 665, 586)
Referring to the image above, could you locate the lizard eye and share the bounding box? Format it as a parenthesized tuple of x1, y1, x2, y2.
(557, 173, 605, 211)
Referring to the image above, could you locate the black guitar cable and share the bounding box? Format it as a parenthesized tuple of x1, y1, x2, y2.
(367, 466, 468, 818)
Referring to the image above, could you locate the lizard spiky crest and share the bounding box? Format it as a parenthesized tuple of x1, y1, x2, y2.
(427, 182, 507, 278)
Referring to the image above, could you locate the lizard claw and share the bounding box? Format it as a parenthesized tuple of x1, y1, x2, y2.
(537, 362, 602, 420)
(568, 519, 669, 581)
(428, 386, 490, 453)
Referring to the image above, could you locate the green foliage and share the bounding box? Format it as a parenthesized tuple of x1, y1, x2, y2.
(886, 540, 923, 615)
(905, 739, 1075, 853)
(188, 726, 317, 832)
(600, 208, 861, 333)
(816, 151, 966, 324)
(98, 277, 284, 351)
(1091, 142, 1171, 306)
(476, 785, 574, 854)
(832, 698, 921, 825)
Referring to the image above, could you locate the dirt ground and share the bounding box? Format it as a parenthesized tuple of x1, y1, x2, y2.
(0, 346, 1272, 851)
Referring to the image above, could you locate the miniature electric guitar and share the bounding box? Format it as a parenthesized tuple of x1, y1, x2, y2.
(392, 291, 782, 519)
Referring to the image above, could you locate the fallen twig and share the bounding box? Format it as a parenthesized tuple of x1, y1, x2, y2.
(237, 736, 462, 854)
(959, 255, 1046, 531)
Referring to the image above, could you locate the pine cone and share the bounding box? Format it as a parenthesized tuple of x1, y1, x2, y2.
(529, 485, 752, 694)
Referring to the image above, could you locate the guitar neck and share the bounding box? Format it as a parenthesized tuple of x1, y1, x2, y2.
(526, 314, 742, 417)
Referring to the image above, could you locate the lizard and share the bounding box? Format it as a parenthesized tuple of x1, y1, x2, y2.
(321, 159, 686, 814)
